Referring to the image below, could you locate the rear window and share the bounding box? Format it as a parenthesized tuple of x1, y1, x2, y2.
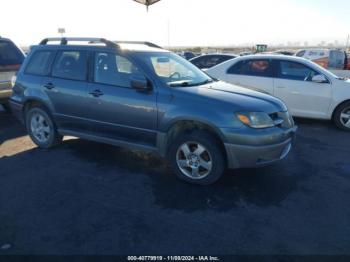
(0, 40, 24, 66)
(25, 51, 55, 76)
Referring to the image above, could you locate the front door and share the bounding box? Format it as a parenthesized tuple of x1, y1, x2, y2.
(86, 51, 158, 147)
(273, 60, 332, 118)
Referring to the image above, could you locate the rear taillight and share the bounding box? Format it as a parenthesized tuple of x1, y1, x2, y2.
(11, 75, 17, 88)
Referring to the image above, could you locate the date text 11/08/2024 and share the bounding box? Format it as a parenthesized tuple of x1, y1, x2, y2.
(127, 256, 220, 261)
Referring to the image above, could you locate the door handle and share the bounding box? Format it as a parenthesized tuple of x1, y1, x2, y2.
(43, 83, 55, 90)
(89, 89, 104, 97)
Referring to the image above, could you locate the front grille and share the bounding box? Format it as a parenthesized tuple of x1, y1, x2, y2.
(269, 111, 294, 129)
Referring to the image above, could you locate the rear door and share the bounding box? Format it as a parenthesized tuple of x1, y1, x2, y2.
(273, 60, 332, 118)
(224, 59, 275, 94)
(86, 51, 158, 147)
(43, 50, 90, 132)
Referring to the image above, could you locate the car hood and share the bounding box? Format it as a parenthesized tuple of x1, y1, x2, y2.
(180, 81, 288, 113)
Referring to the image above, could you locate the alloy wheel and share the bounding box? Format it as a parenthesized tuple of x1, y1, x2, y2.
(176, 141, 213, 180)
(340, 107, 350, 129)
(30, 113, 51, 143)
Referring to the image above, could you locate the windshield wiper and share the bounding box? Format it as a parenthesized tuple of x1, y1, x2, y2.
(169, 79, 215, 87)
(169, 81, 191, 87)
(190, 79, 215, 86)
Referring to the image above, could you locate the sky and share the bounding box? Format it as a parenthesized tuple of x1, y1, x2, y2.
(1, 0, 349, 47)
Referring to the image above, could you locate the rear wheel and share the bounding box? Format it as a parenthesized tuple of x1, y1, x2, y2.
(334, 101, 350, 131)
(168, 130, 225, 185)
(25, 106, 63, 148)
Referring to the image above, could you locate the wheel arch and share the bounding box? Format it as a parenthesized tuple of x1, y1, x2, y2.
(331, 99, 350, 120)
(161, 119, 227, 161)
(22, 98, 53, 126)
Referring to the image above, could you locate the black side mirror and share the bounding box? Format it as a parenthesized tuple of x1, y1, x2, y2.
(130, 74, 151, 91)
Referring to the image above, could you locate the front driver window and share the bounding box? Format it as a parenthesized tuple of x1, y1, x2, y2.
(278, 61, 321, 81)
(94, 52, 142, 88)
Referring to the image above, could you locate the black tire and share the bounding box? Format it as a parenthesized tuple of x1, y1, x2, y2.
(25, 106, 63, 148)
(167, 130, 225, 185)
(333, 101, 350, 131)
(1, 103, 11, 113)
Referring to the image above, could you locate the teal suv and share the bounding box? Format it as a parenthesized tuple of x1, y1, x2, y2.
(10, 38, 297, 185)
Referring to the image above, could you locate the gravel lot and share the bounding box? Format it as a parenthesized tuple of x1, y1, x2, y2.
(0, 106, 350, 255)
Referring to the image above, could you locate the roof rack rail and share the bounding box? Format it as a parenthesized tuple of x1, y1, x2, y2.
(39, 37, 118, 48)
(115, 41, 163, 49)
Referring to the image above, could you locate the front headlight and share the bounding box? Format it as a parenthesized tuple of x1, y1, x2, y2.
(236, 112, 275, 129)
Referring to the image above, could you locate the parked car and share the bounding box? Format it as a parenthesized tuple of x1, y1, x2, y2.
(207, 55, 350, 131)
(189, 54, 237, 70)
(0, 37, 25, 111)
(10, 38, 296, 185)
(295, 49, 348, 70)
(239, 51, 253, 56)
(178, 51, 196, 60)
(273, 50, 295, 56)
(261, 50, 295, 56)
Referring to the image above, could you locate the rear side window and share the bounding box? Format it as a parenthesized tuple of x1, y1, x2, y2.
(0, 40, 24, 66)
(52, 51, 88, 81)
(278, 61, 319, 81)
(227, 59, 273, 77)
(25, 51, 55, 76)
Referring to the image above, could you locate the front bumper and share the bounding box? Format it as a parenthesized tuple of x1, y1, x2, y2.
(223, 126, 297, 169)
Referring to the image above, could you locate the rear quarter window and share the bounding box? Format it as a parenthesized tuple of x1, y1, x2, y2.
(0, 40, 24, 66)
(25, 50, 55, 76)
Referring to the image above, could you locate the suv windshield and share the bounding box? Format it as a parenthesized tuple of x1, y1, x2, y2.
(138, 52, 214, 87)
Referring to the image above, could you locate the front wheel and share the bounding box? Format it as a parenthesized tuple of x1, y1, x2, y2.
(333, 101, 350, 131)
(168, 130, 225, 185)
(26, 106, 63, 148)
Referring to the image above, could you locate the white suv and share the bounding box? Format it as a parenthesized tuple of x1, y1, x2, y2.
(207, 55, 350, 131)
